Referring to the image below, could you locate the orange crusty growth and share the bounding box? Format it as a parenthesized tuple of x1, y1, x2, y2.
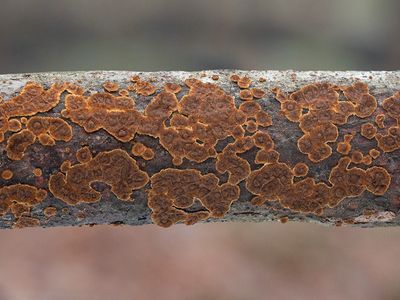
(6, 129, 36, 160)
(26, 116, 73, 143)
(369, 149, 380, 159)
(164, 83, 181, 94)
(375, 126, 400, 152)
(148, 168, 240, 227)
(43, 206, 57, 217)
(33, 168, 42, 177)
(10, 202, 31, 218)
(102, 81, 119, 93)
(8, 119, 22, 132)
(1, 169, 13, 180)
(129, 79, 156, 96)
(0, 184, 47, 217)
(62, 89, 177, 142)
(341, 82, 377, 118)
(76, 146, 93, 163)
(237, 77, 251, 89)
(0, 82, 66, 142)
(337, 142, 351, 155)
(61, 78, 270, 167)
(239, 89, 253, 101)
(229, 74, 240, 82)
(160, 78, 247, 165)
(246, 156, 391, 214)
(252, 88, 266, 99)
(361, 123, 377, 139)
(382, 91, 400, 123)
(273, 84, 343, 162)
(375, 114, 385, 128)
(216, 136, 254, 185)
(351, 150, 363, 164)
(273, 82, 376, 163)
(131, 142, 155, 160)
(6, 117, 72, 160)
(49, 149, 149, 205)
(292, 162, 309, 177)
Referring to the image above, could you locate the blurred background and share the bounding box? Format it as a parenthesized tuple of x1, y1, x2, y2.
(0, 0, 400, 299)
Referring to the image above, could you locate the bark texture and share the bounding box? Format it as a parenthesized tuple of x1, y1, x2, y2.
(0, 70, 399, 229)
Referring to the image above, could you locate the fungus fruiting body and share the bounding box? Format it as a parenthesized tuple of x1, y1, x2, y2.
(49, 149, 149, 204)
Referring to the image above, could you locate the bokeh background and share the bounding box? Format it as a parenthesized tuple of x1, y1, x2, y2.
(0, 0, 400, 299)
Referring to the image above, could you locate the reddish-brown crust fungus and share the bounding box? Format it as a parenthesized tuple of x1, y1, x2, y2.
(0, 82, 66, 142)
(337, 142, 351, 155)
(8, 119, 22, 132)
(375, 126, 400, 152)
(369, 149, 380, 159)
(229, 74, 240, 82)
(6, 129, 36, 160)
(351, 150, 364, 164)
(246, 151, 391, 214)
(375, 114, 386, 128)
(239, 89, 253, 101)
(273, 83, 355, 163)
(252, 88, 266, 99)
(293, 162, 309, 177)
(1, 169, 13, 180)
(237, 77, 251, 89)
(129, 80, 156, 96)
(76, 146, 93, 164)
(131, 142, 154, 160)
(0, 184, 47, 217)
(341, 82, 377, 118)
(148, 168, 239, 227)
(216, 137, 254, 185)
(382, 91, 400, 123)
(27, 116, 73, 142)
(33, 168, 42, 177)
(43, 206, 57, 218)
(102, 81, 119, 93)
(164, 83, 181, 94)
(361, 122, 377, 140)
(49, 149, 149, 204)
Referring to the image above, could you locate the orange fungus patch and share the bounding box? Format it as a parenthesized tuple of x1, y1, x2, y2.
(49, 149, 149, 205)
(148, 168, 240, 227)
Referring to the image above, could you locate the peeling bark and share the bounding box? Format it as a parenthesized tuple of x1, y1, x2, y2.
(0, 70, 399, 229)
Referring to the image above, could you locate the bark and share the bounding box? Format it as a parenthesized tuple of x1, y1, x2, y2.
(0, 70, 399, 229)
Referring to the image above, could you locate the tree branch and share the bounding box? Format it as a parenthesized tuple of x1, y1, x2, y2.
(0, 70, 399, 229)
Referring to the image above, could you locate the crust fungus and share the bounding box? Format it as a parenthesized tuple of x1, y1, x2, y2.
(164, 83, 182, 94)
(1, 170, 13, 180)
(148, 168, 240, 227)
(131, 142, 154, 160)
(49, 149, 149, 205)
(239, 89, 253, 101)
(382, 91, 400, 123)
(293, 162, 309, 177)
(129, 79, 156, 96)
(273, 83, 352, 163)
(361, 123, 377, 139)
(43, 206, 57, 217)
(102, 81, 119, 93)
(375, 114, 386, 128)
(0, 184, 47, 218)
